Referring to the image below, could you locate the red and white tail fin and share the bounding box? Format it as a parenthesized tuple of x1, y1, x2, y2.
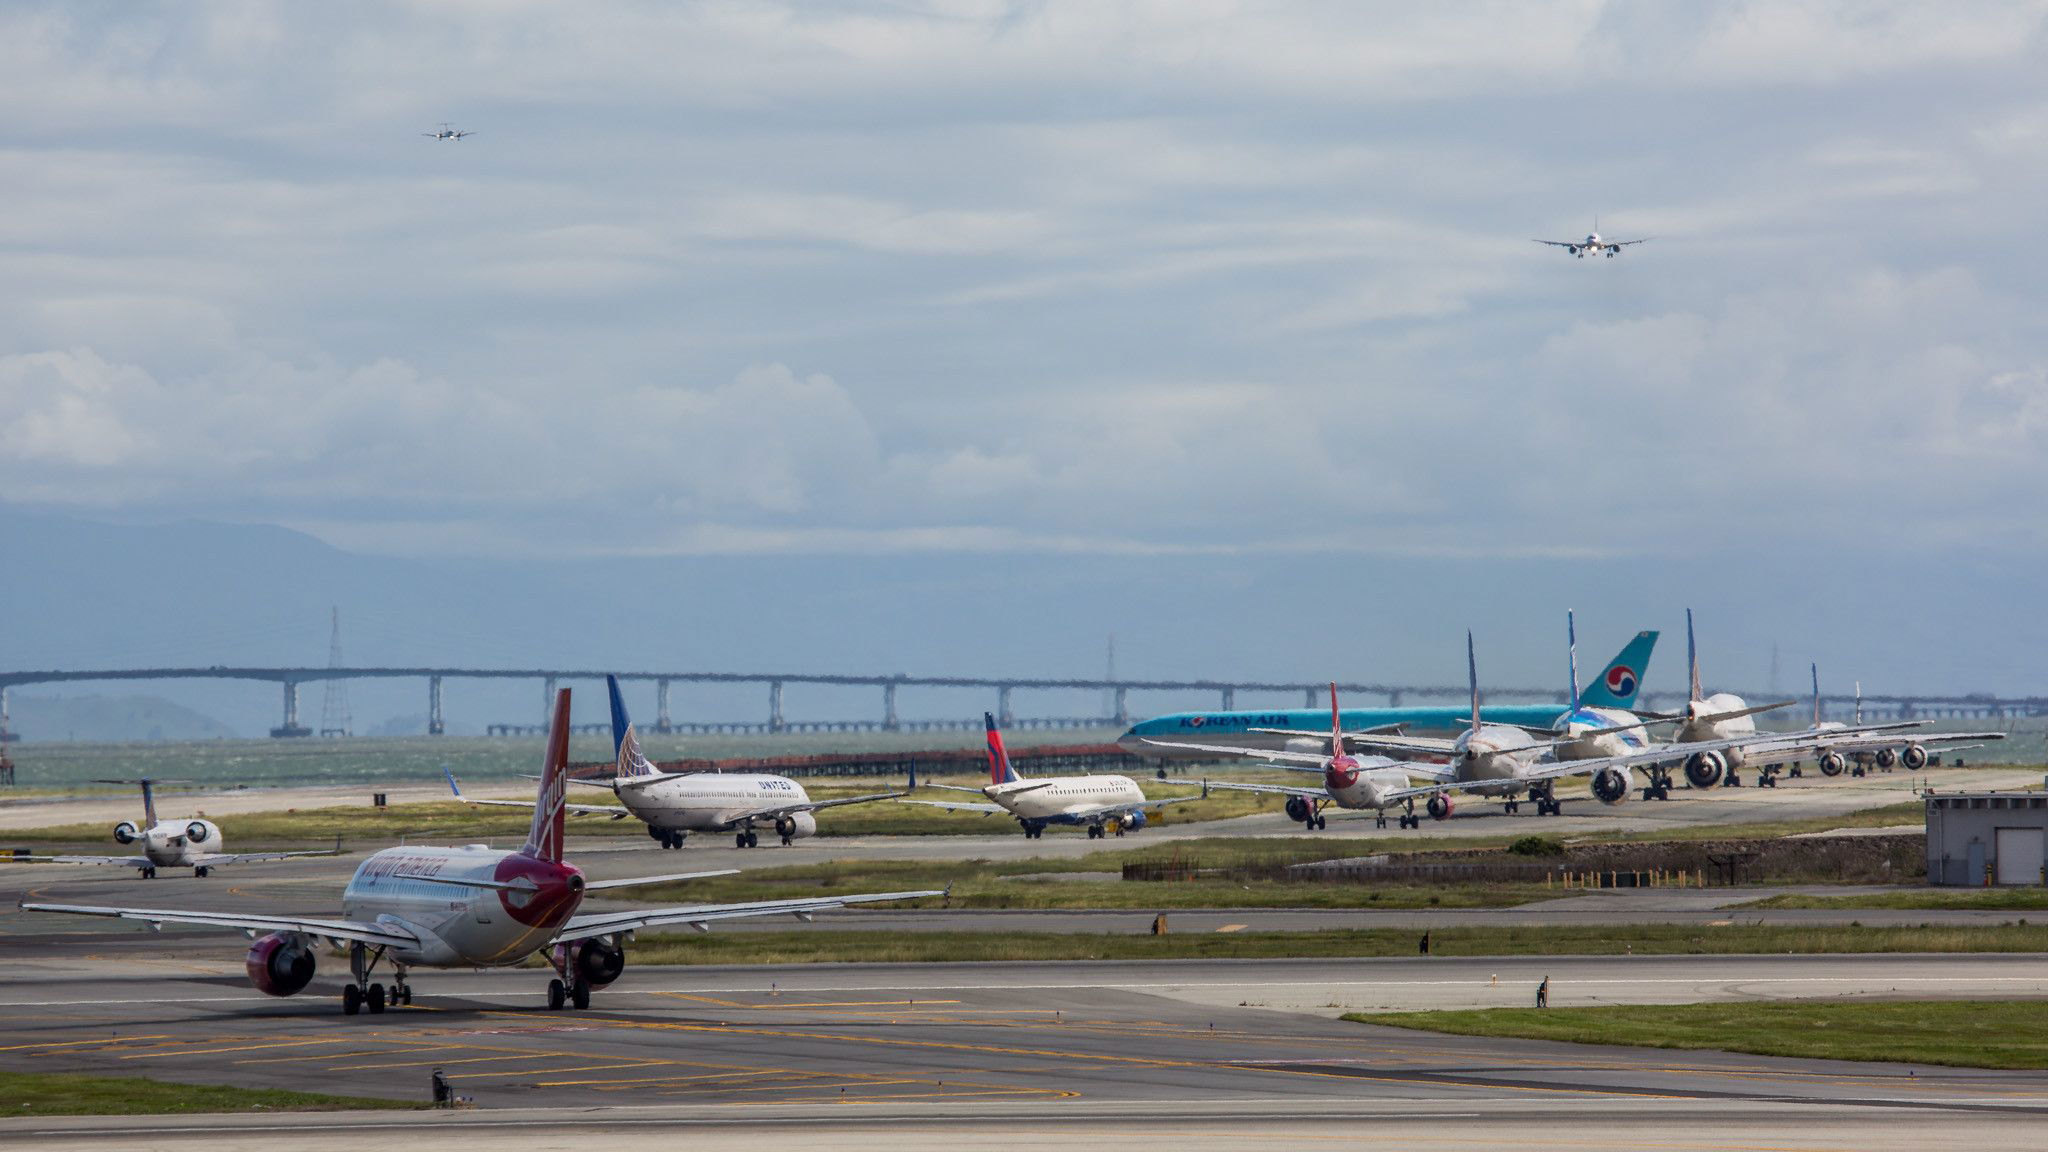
(522, 688, 572, 863)
(984, 712, 1021, 784)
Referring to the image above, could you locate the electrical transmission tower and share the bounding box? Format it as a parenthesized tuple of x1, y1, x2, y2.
(318, 607, 353, 738)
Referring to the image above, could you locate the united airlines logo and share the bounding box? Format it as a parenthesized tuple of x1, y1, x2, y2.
(1605, 666, 1638, 697)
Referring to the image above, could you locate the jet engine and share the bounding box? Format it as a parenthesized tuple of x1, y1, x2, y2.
(1591, 767, 1632, 805)
(772, 812, 818, 841)
(1683, 752, 1725, 789)
(1426, 794, 1455, 821)
(112, 821, 139, 844)
(1284, 796, 1316, 824)
(1121, 810, 1148, 832)
(1900, 744, 1930, 770)
(569, 937, 626, 988)
(1818, 751, 1847, 776)
(245, 932, 316, 997)
(1874, 747, 1897, 769)
(185, 821, 212, 843)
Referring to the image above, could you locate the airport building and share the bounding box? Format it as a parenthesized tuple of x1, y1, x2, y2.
(1925, 790, 2048, 886)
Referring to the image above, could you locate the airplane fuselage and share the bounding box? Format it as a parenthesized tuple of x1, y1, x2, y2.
(117, 819, 224, 868)
(1550, 706, 1653, 761)
(612, 773, 815, 835)
(339, 845, 584, 969)
(1674, 693, 1759, 767)
(988, 775, 1147, 824)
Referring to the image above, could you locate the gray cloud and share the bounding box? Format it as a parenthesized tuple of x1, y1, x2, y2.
(1, 1, 2045, 559)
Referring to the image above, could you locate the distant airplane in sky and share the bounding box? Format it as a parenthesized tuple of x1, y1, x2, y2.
(1535, 220, 1648, 258)
(422, 122, 476, 141)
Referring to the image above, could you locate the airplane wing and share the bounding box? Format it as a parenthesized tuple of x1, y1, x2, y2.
(714, 787, 911, 827)
(1611, 237, 1651, 247)
(1533, 239, 1578, 248)
(1200, 778, 1326, 801)
(1743, 729, 2006, 767)
(895, 797, 1009, 815)
(446, 766, 632, 819)
(1056, 792, 1206, 822)
(191, 838, 346, 867)
(553, 889, 943, 942)
(17, 902, 422, 949)
(1142, 738, 1331, 765)
(0, 854, 152, 868)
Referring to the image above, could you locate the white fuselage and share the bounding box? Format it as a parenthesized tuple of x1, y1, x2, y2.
(1550, 706, 1652, 761)
(989, 775, 1146, 823)
(1450, 723, 1556, 796)
(119, 819, 223, 867)
(1327, 763, 1422, 810)
(1675, 693, 1759, 767)
(613, 773, 813, 833)
(339, 845, 582, 970)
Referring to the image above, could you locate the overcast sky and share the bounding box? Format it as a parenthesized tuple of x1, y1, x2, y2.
(3, 1, 2047, 564)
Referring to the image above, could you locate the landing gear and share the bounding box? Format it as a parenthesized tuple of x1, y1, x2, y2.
(1086, 824, 1105, 839)
(1019, 821, 1045, 839)
(1312, 815, 1327, 830)
(735, 830, 759, 848)
(656, 830, 684, 850)
(549, 978, 566, 1010)
(1789, 763, 1803, 778)
(1758, 771, 1777, 788)
(141, 867, 157, 879)
(1397, 800, 1420, 829)
(1375, 811, 1389, 829)
(341, 942, 394, 1017)
(1504, 799, 1521, 814)
(1722, 770, 1743, 787)
(194, 866, 211, 878)
(392, 971, 413, 1006)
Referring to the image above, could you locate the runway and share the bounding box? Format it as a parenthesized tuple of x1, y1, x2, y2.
(2, 954, 2046, 1150)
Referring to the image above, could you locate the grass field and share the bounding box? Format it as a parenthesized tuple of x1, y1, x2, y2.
(1356, 1000, 2048, 1069)
(622, 921, 2048, 966)
(0, 1069, 413, 1115)
(1739, 888, 2048, 911)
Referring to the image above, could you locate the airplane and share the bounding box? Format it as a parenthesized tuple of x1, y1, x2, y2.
(1640, 610, 1798, 789)
(0, 778, 341, 878)
(1535, 220, 1648, 258)
(1117, 629, 1660, 758)
(446, 675, 909, 849)
(1740, 666, 2005, 781)
(21, 689, 940, 1016)
(904, 713, 1205, 839)
(422, 122, 476, 141)
(1153, 685, 1455, 830)
(1151, 634, 1774, 825)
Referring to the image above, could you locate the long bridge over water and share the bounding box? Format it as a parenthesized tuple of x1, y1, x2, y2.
(0, 666, 2038, 740)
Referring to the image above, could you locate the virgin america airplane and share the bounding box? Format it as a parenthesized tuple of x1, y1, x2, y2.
(22, 690, 939, 1016)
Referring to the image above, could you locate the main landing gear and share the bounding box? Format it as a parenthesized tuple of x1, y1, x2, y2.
(1640, 767, 1674, 802)
(193, 866, 212, 878)
(547, 977, 591, 1011)
(733, 829, 760, 848)
(1019, 820, 1046, 839)
(1393, 800, 1421, 829)
(649, 827, 686, 850)
(1529, 783, 1563, 817)
(340, 944, 411, 1016)
(141, 866, 157, 879)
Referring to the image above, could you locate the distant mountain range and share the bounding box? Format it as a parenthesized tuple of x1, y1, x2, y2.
(0, 507, 2041, 738)
(5, 693, 236, 742)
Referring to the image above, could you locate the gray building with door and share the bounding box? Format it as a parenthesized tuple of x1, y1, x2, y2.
(1926, 791, 2048, 886)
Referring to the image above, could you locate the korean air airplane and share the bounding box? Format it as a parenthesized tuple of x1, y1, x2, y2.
(1117, 629, 1658, 758)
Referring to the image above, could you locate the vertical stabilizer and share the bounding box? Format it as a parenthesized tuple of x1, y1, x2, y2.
(1811, 663, 1822, 728)
(1579, 630, 1655, 710)
(1854, 682, 1863, 726)
(1466, 631, 1482, 728)
(607, 675, 657, 779)
(1328, 682, 1343, 752)
(140, 779, 158, 829)
(985, 712, 1021, 785)
(523, 689, 572, 863)
(1686, 609, 1703, 703)
(1565, 612, 1581, 714)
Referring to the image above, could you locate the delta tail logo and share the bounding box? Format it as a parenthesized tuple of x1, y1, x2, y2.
(1604, 665, 1639, 698)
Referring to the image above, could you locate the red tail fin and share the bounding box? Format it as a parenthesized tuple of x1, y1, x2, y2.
(523, 689, 571, 863)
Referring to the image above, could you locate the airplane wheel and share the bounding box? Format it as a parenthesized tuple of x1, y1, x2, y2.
(342, 984, 362, 1016)
(745, 831, 759, 848)
(571, 980, 591, 1010)
(548, 978, 567, 1010)
(368, 984, 386, 1014)
(195, 866, 211, 878)
(781, 835, 793, 846)
(142, 867, 156, 879)
(735, 832, 748, 848)
(1851, 767, 1865, 778)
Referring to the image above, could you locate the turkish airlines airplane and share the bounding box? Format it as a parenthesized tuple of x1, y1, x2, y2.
(22, 691, 940, 1016)
(906, 713, 1203, 838)
(448, 675, 909, 848)
(0, 778, 340, 878)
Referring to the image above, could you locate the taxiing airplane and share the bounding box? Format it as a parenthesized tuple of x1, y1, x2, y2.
(0, 778, 340, 878)
(1535, 221, 1648, 258)
(905, 713, 1203, 838)
(1641, 610, 1797, 789)
(448, 675, 909, 849)
(22, 690, 940, 1016)
(422, 122, 476, 141)
(1740, 666, 2005, 780)
(1153, 634, 1772, 824)
(1118, 630, 1659, 758)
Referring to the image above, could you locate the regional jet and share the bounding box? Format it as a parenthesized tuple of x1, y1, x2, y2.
(447, 675, 909, 848)
(0, 778, 340, 878)
(22, 690, 940, 1015)
(422, 122, 477, 141)
(904, 713, 1204, 838)
(1535, 221, 1648, 258)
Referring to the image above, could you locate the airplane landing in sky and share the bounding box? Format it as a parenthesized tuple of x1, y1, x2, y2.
(422, 122, 476, 141)
(1535, 221, 1648, 258)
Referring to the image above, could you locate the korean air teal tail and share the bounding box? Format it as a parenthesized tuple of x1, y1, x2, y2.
(1578, 630, 1657, 709)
